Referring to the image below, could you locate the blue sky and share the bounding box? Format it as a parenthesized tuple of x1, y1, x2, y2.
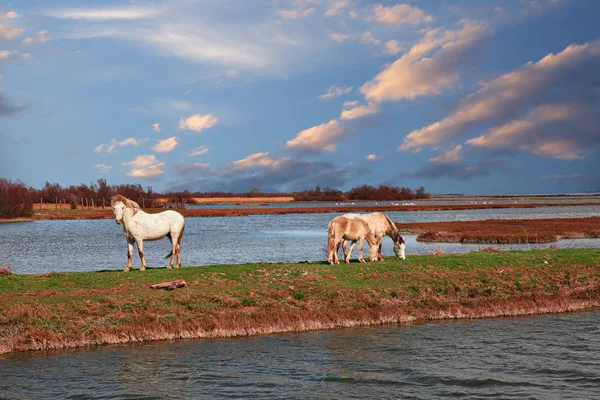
(1, 0, 599, 194)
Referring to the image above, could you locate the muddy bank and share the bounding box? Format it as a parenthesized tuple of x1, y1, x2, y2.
(399, 217, 600, 244)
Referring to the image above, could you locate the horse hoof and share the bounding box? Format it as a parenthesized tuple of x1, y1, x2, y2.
(167, 265, 172, 269)
(140, 266, 146, 271)
(123, 267, 130, 272)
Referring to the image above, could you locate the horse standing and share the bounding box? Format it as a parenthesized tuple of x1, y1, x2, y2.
(111, 195, 185, 271)
(342, 212, 405, 260)
(328, 216, 378, 264)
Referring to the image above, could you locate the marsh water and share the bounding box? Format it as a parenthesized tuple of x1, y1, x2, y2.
(1, 205, 599, 274)
(1, 312, 599, 399)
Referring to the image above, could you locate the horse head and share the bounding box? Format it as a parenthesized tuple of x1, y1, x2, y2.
(111, 195, 140, 224)
(393, 234, 406, 260)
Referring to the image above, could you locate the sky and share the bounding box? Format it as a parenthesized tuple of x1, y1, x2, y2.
(1, 0, 599, 195)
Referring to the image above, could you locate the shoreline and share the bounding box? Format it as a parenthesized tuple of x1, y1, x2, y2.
(1, 248, 599, 354)
(7, 201, 600, 222)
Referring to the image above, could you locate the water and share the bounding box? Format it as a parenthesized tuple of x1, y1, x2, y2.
(1, 312, 599, 399)
(2, 205, 600, 274)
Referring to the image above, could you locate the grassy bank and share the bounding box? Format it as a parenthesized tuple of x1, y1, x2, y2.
(400, 217, 600, 244)
(1, 248, 599, 354)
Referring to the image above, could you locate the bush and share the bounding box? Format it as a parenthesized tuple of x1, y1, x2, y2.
(0, 179, 33, 219)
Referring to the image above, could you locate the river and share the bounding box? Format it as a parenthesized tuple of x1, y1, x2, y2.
(1, 312, 599, 399)
(1, 205, 600, 274)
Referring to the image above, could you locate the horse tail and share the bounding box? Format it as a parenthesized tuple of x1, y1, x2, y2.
(164, 222, 185, 258)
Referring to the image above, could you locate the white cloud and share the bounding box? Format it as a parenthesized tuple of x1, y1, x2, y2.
(325, 0, 351, 17)
(429, 145, 463, 163)
(401, 40, 600, 152)
(318, 85, 354, 100)
(367, 4, 432, 27)
(361, 20, 491, 104)
(94, 137, 147, 154)
(189, 146, 209, 157)
(178, 113, 220, 133)
(285, 119, 347, 153)
(232, 152, 285, 171)
(44, 6, 161, 20)
(360, 31, 380, 46)
(153, 136, 179, 153)
(365, 154, 381, 161)
(95, 164, 112, 173)
(0, 50, 30, 62)
(279, 7, 317, 20)
(152, 123, 161, 132)
(22, 30, 50, 45)
(123, 155, 165, 178)
(340, 102, 379, 120)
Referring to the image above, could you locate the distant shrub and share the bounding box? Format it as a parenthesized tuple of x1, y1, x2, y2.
(0, 179, 33, 219)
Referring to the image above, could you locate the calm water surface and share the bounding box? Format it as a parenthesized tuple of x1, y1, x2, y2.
(1, 312, 599, 399)
(1, 205, 600, 274)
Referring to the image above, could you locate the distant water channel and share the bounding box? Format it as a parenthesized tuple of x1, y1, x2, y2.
(1, 205, 600, 274)
(1, 312, 599, 399)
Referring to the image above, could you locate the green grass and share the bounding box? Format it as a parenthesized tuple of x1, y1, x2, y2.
(1, 248, 599, 354)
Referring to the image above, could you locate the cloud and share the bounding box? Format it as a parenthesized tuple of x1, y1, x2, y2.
(366, 3, 432, 27)
(542, 174, 596, 181)
(176, 162, 212, 175)
(340, 102, 379, 120)
(22, 30, 49, 45)
(329, 32, 355, 43)
(0, 50, 30, 62)
(361, 20, 491, 104)
(401, 39, 600, 152)
(0, 11, 23, 40)
(429, 145, 463, 163)
(189, 146, 209, 157)
(94, 137, 147, 154)
(360, 31, 380, 46)
(123, 155, 165, 178)
(325, 0, 351, 17)
(318, 85, 353, 100)
(279, 7, 317, 20)
(44, 6, 161, 20)
(178, 113, 220, 133)
(414, 159, 506, 181)
(383, 40, 403, 55)
(95, 164, 112, 173)
(153, 136, 179, 153)
(285, 119, 348, 153)
(466, 103, 587, 159)
(0, 90, 27, 116)
(231, 152, 287, 171)
(152, 123, 160, 132)
(365, 154, 381, 161)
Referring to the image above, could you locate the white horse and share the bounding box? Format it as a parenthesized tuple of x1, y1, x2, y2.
(328, 216, 378, 264)
(111, 195, 185, 272)
(342, 212, 405, 261)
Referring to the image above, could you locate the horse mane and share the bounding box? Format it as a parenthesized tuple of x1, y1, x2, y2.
(111, 195, 141, 211)
(382, 213, 401, 240)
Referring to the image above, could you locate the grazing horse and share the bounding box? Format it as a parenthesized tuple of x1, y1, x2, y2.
(328, 216, 378, 264)
(111, 195, 185, 272)
(342, 212, 405, 261)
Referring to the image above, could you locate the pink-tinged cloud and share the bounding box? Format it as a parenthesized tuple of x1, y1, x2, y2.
(401, 40, 600, 152)
(178, 113, 219, 133)
(429, 145, 463, 163)
(367, 4, 432, 27)
(365, 154, 381, 161)
(123, 155, 165, 178)
(361, 20, 491, 104)
(278, 7, 316, 20)
(93, 137, 147, 154)
(318, 85, 353, 100)
(325, 0, 351, 17)
(22, 30, 49, 45)
(95, 164, 112, 173)
(189, 146, 209, 157)
(285, 119, 347, 153)
(153, 136, 179, 153)
(340, 102, 379, 120)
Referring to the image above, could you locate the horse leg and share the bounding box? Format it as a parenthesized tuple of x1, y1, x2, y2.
(175, 226, 184, 268)
(136, 239, 147, 271)
(358, 239, 366, 263)
(346, 240, 357, 263)
(124, 239, 134, 272)
(328, 235, 336, 264)
(378, 239, 384, 261)
(341, 240, 348, 260)
(166, 233, 175, 269)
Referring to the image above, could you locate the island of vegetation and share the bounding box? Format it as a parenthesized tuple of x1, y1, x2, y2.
(1, 248, 599, 354)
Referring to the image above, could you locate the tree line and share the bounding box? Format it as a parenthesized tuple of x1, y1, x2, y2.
(0, 178, 431, 219)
